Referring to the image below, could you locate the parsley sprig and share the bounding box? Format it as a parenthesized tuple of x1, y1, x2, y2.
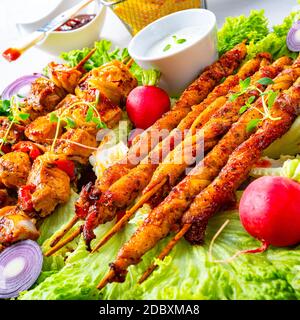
(229, 77, 280, 132)
(49, 91, 106, 152)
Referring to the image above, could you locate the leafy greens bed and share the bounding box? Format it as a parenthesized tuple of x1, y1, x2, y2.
(19, 9, 300, 300)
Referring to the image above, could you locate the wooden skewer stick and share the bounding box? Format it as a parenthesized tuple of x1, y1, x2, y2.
(126, 58, 134, 68)
(74, 48, 97, 71)
(44, 226, 82, 257)
(138, 223, 191, 284)
(49, 216, 79, 247)
(97, 269, 116, 290)
(91, 177, 168, 253)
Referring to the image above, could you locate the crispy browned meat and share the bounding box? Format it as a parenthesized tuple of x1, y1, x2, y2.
(22, 77, 66, 120)
(0, 151, 31, 189)
(76, 60, 138, 106)
(0, 117, 24, 145)
(54, 128, 97, 164)
(25, 115, 60, 144)
(105, 58, 299, 283)
(0, 206, 39, 247)
(25, 153, 71, 217)
(95, 43, 247, 195)
(70, 93, 122, 131)
(48, 62, 83, 94)
(25, 91, 122, 144)
(24, 95, 79, 143)
(174, 42, 247, 110)
(183, 79, 300, 244)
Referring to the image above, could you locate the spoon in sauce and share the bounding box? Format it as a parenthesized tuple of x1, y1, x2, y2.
(2, 0, 95, 62)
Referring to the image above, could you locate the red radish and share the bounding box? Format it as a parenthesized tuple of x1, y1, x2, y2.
(126, 70, 170, 129)
(239, 176, 300, 247)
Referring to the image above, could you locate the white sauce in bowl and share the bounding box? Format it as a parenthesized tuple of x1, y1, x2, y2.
(146, 26, 206, 58)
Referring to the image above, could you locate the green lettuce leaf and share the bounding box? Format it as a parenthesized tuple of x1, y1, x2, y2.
(264, 117, 300, 158)
(218, 10, 269, 56)
(247, 10, 300, 60)
(19, 204, 300, 300)
(250, 156, 300, 183)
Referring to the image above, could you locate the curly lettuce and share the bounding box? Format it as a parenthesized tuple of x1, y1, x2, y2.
(264, 117, 300, 158)
(250, 156, 300, 183)
(19, 203, 300, 300)
(218, 10, 269, 56)
(247, 10, 300, 60)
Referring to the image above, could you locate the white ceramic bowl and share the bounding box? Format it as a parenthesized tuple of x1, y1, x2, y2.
(128, 9, 218, 96)
(16, 0, 105, 57)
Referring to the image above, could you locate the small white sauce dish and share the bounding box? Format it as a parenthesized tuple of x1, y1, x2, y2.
(16, 0, 106, 56)
(128, 9, 218, 96)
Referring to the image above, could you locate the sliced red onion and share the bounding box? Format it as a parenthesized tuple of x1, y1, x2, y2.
(287, 20, 300, 52)
(0, 240, 43, 299)
(1, 74, 44, 101)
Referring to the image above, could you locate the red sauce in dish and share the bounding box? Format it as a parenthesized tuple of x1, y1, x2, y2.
(2, 48, 22, 62)
(56, 14, 96, 32)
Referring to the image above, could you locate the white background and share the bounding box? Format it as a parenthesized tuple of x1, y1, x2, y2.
(0, 0, 298, 92)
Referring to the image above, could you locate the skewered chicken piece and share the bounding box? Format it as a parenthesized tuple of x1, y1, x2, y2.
(24, 95, 79, 144)
(48, 48, 97, 94)
(76, 60, 138, 106)
(54, 128, 97, 165)
(18, 152, 71, 218)
(0, 206, 39, 251)
(45, 44, 248, 254)
(86, 55, 279, 250)
(0, 151, 31, 189)
(22, 77, 66, 121)
(69, 93, 123, 131)
(97, 57, 300, 288)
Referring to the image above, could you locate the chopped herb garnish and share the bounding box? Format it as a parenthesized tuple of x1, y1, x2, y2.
(18, 113, 30, 121)
(85, 107, 94, 122)
(65, 117, 76, 129)
(246, 118, 262, 132)
(267, 91, 278, 109)
(239, 105, 248, 114)
(50, 113, 59, 123)
(228, 76, 281, 133)
(163, 44, 172, 52)
(176, 38, 187, 44)
(92, 117, 107, 129)
(256, 77, 274, 86)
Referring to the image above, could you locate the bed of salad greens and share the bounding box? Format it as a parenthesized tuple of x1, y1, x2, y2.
(18, 8, 300, 300)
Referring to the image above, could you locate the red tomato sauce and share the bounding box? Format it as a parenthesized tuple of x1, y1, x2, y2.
(55, 14, 96, 32)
